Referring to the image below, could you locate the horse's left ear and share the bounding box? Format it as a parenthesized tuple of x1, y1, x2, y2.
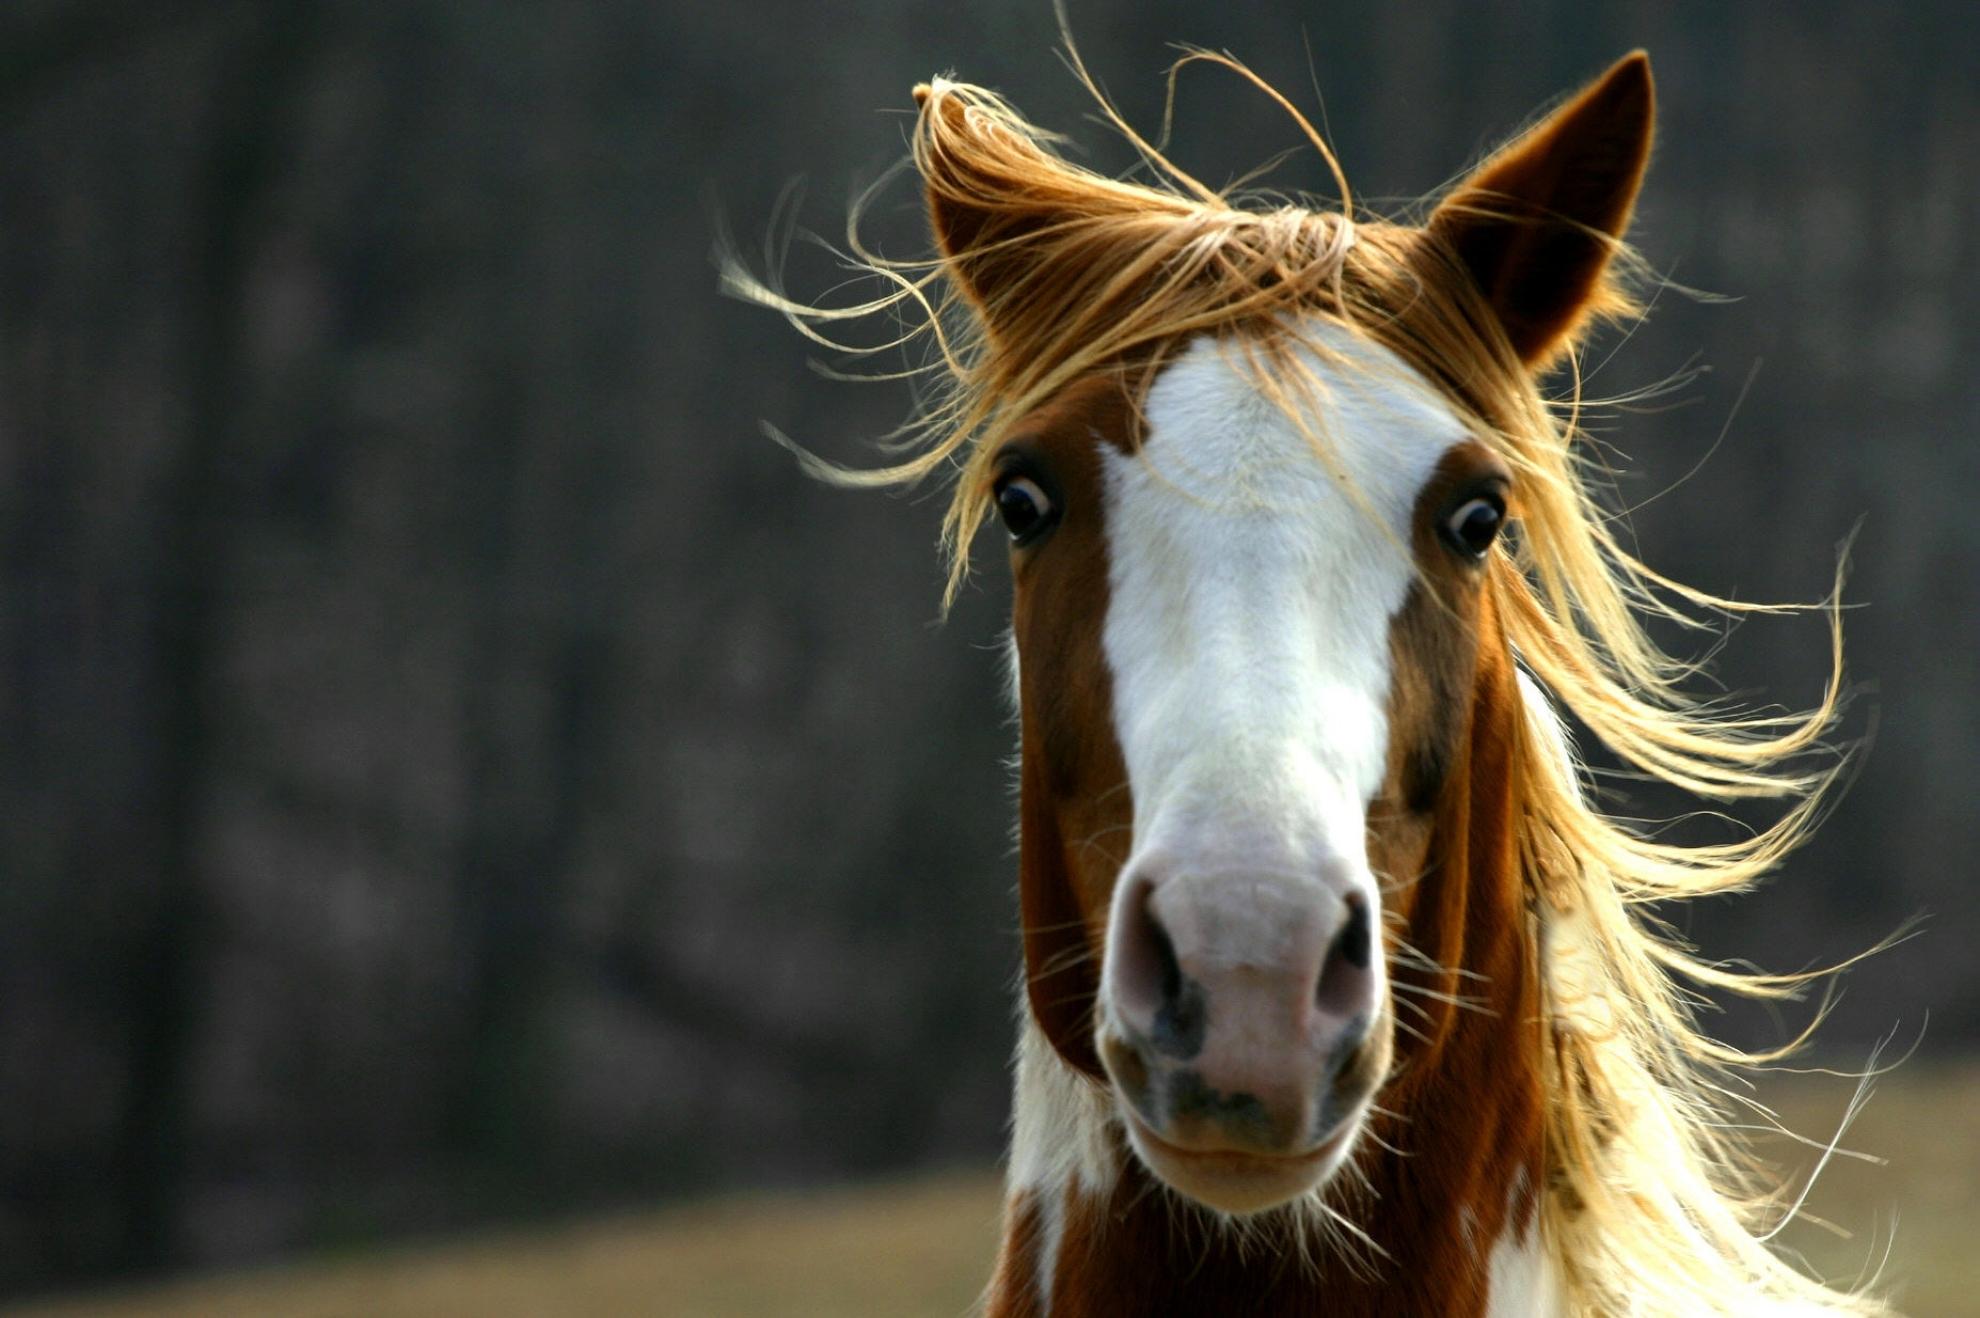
(1426, 52, 1654, 369)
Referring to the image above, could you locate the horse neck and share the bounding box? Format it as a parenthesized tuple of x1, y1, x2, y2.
(989, 637, 1553, 1318)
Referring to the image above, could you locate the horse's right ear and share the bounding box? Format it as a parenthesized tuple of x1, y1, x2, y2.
(914, 82, 1061, 329)
(913, 81, 1135, 338)
(915, 84, 1001, 291)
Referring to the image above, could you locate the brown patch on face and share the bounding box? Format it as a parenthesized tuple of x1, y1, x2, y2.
(1350, 594, 1547, 1314)
(1349, 441, 1547, 1308)
(1001, 373, 1143, 1077)
(1368, 441, 1512, 936)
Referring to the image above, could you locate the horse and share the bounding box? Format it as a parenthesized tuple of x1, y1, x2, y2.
(730, 43, 1886, 1318)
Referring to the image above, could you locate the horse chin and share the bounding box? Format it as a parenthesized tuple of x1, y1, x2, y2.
(1121, 1108, 1361, 1217)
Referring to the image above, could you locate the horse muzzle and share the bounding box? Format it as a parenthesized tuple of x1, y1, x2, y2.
(1097, 861, 1390, 1214)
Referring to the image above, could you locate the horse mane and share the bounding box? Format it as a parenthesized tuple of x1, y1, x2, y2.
(723, 52, 1886, 1318)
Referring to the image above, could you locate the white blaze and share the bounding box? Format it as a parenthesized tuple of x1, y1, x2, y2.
(1100, 326, 1466, 893)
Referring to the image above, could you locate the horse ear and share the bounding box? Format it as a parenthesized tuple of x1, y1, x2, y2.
(912, 81, 1132, 336)
(1426, 52, 1655, 368)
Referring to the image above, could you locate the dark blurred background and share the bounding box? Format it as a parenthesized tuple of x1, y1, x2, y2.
(1, 0, 1973, 1303)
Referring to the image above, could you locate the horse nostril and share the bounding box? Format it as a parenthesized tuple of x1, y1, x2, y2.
(1109, 875, 1211, 1061)
(1315, 892, 1373, 1016)
(1141, 897, 1208, 1060)
(1336, 893, 1370, 969)
(1145, 898, 1182, 1007)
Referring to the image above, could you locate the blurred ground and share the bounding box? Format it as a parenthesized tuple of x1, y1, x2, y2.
(10, 1064, 1972, 1318)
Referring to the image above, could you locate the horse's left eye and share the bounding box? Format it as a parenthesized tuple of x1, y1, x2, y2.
(1443, 494, 1505, 559)
(995, 476, 1055, 544)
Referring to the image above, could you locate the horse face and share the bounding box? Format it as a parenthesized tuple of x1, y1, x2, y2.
(1002, 323, 1507, 1215)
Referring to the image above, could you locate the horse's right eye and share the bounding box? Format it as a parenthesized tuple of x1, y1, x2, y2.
(995, 476, 1055, 544)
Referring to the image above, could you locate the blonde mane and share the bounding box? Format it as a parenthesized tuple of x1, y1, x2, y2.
(725, 52, 1886, 1318)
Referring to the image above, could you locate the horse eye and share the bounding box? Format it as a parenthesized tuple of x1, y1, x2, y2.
(995, 475, 1055, 544)
(1443, 493, 1505, 559)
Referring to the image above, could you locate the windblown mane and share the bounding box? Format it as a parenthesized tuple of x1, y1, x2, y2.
(725, 52, 1885, 1318)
